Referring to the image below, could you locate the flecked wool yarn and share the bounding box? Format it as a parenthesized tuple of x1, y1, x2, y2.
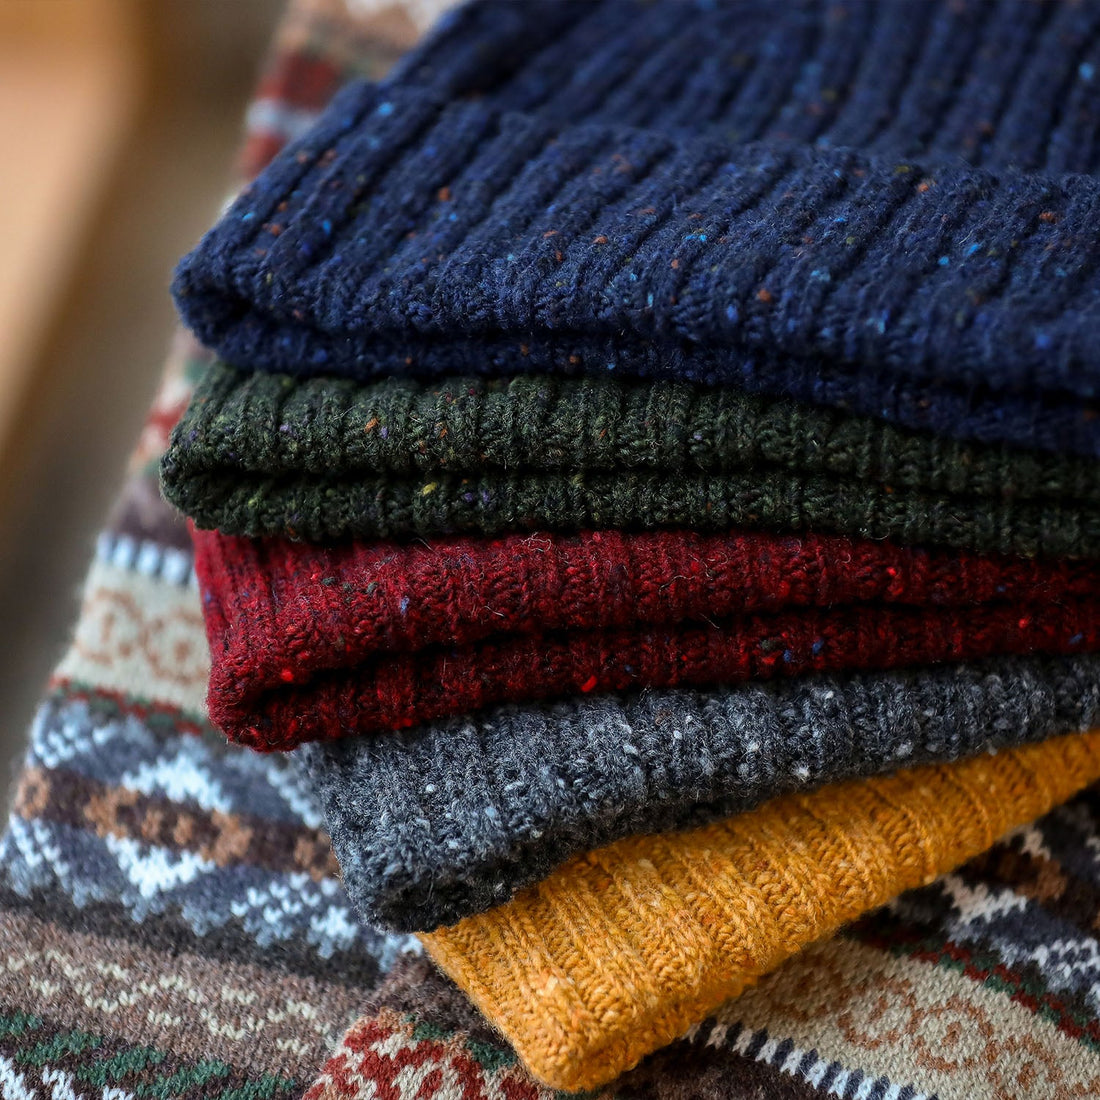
(58, 4, 1100, 1099)
(165, 362, 1100, 553)
(421, 730, 1100, 1091)
(174, 0, 1100, 455)
(194, 525, 1100, 748)
(301, 653, 1100, 931)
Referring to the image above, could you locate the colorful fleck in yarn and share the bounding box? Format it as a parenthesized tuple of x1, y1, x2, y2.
(164, 363, 1100, 554)
(175, 0, 1100, 455)
(302, 653, 1100, 930)
(194, 525, 1100, 748)
(311, 849, 1100, 1100)
(9, 3, 1100, 1100)
(420, 730, 1100, 1090)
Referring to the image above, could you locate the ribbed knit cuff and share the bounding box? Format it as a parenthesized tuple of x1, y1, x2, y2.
(163, 363, 1100, 555)
(421, 731, 1100, 1091)
(301, 654, 1100, 931)
(193, 525, 1100, 747)
(172, 0, 1100, 455)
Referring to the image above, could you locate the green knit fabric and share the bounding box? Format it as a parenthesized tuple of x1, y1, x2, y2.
(161, 361, 1100, 553)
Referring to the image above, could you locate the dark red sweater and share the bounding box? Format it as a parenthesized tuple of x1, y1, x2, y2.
(193, 525, 1100, 750)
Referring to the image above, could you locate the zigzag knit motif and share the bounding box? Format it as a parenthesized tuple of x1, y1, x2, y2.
(175, 0, 1100, 454)
(165, 363, 1100, 553)
(302, 653, 1100, 930)
(195, 526, 1100, 748)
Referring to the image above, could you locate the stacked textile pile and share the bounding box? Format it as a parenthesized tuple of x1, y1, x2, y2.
(0, 1, 1100, 1098)
(156, 0, 1100, 1091)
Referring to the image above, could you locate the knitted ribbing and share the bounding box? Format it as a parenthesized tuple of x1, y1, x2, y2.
(174, 0, 1100, 454)
(421, 730, 1100, 1091)
(164, 363, 1100, 554)
(301, 653, 1100, 931)
(194, 526, 1100, 748)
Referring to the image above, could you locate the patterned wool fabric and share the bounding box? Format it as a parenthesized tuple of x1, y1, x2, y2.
(0, 3, 441, 1097)
(174, 0, 1100, 455)
(4, 3, 1100, 1100)
(196, 525, 1100, 748)
(421, 731, 1100, 1090)
(311, 868, 1100, 1100)
(163, 362, 1100, 554)
(303, 654, 1100, 930)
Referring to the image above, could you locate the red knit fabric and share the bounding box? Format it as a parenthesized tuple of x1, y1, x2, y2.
(193, 526, 1100, 750)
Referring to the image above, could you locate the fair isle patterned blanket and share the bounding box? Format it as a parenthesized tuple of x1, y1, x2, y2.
(3, 2, 1100, 1098)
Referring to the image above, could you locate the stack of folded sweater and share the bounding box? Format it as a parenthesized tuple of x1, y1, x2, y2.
(160, 0, 1100, 1090)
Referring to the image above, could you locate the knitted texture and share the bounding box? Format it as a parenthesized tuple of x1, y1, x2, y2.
(313, 826, 1100, 1100)
(174, 0, 1100, 455)
(11, 5, 1100, 1099)
(421, 730, 1100, 1091)
(0, 6, 451, 1097)
(195, 526, 1100, 748)
(164, 362, 1100, 553)
(302, 653, 1100, 930)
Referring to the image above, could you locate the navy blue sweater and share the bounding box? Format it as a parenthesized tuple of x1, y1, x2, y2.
(174, 0, 1100, 454)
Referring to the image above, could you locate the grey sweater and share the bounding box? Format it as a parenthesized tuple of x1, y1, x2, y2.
(301, 653, 1100, 932)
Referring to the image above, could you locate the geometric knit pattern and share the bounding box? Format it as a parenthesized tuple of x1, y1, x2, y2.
(163, 362, 1100, 553)
(174, 0, 1100, 455)
(195, 526, 1100, 747)
(422, 730, 1100, 1090)
(3, 688, 408, 957)
(0, 5, 443, 1098)
(302, 653, 1100, 930)
(0, 382, 415, 1099)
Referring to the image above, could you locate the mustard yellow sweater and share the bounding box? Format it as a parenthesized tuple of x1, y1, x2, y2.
(423, 730, 1100, 1091)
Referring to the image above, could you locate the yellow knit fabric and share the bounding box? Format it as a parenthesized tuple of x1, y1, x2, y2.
(421, 730, 1100, 1091)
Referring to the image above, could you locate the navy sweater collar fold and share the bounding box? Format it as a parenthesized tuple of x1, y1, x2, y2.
(174, 0, 1100, 454)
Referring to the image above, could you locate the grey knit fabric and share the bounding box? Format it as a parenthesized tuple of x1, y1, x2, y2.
(300, 653, 1100, 932)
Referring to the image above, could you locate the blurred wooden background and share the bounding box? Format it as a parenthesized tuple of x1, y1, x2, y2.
(0, 0, 283, 786)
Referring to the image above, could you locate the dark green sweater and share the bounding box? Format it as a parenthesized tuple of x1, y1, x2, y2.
(161, 361, 1100, 554)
